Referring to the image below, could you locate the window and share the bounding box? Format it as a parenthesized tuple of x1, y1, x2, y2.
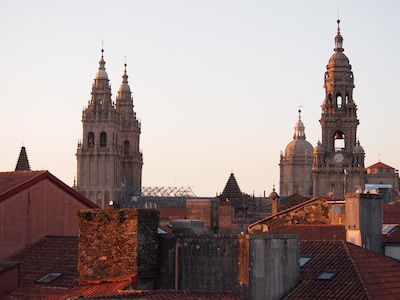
(36, 272, 63, 284)
(336, 94, 343, 108)
(88, 132, 94, 148)
(317, 270, 338, 280)
(124, 140, 130, 156)
(300, 256, 312, 268)
(100, 132, 107, 147)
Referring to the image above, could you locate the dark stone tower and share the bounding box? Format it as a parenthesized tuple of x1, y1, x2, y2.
(312, 20, 366, 199)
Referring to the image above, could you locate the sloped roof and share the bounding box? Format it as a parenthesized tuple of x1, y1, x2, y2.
(268, 225, 345, 241)
(383, 202, 400, 224)
(366, 161, 394, 169)
(286, 240, 400, 299)
(0, 170, 98, 208)
(285, 240, 370, 299)
(279, 193, 310, 211)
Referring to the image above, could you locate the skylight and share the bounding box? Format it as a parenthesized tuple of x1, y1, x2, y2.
(36, 272, 63, 284)
(299, 256, 312, 267)
(317, 270, 338, 280)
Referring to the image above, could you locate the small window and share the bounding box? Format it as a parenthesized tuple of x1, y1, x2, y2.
(36, 272, 63, 284)
(300, 256, 312, 268)
(88, 132, 94, 148)
(317, 270, 338, 280)
(100, 132, 107, 147)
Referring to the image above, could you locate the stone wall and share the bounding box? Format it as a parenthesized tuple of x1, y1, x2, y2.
(77, 208, 159, 283)
(158, 234, 300, 300)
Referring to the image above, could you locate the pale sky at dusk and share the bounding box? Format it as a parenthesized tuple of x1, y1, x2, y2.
(1, 1, 400, 197)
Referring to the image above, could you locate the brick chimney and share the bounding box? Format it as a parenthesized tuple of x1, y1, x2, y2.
(76, 208, 159, 287)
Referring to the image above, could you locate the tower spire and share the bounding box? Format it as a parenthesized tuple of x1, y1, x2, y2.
(334, 19, 344, 52)
(15, 146, 31, 171)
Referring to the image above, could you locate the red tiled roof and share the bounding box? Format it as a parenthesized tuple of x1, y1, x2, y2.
(347, 242, 400, 298)
(383, 202, 400, 224)
(269, 225, 345, 241)
(366, 161, 394, 169)
(382, 226, 400, 243)
(2, 236, 80, 299)
(285, 240, 400, 299)
(0, 170, 98, 208)
(0, 170, 45, 194)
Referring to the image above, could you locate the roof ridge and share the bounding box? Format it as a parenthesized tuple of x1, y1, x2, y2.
(342, 241, 372, 299)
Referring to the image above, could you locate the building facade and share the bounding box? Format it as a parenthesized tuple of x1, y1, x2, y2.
(312, 20, 366, 199)
(76, 50, 143, 208)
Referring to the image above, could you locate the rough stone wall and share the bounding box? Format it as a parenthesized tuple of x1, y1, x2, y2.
(77, 208, 159, 281)
(250, 200, 330, 233)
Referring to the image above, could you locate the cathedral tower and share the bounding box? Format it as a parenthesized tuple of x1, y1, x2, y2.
(312, 20, 366, 199)
(279, 110, 314, 197)
(76, 50, 143, 208)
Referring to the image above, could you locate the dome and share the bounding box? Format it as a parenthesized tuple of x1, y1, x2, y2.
(313, 141, 325, 154)
(285, 139, 314, 158)
(95, 50, 109, 80)
(95, 69, 109, 80)
(353, 141, 364, 154)
(328, 52, 351, 69)
(118, 66, 131, 94)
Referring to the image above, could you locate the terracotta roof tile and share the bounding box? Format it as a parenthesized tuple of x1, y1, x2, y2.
(0, 170, 98, 208)
(0, 170, 45, 194)
(366, 161, 394, 169)
(285, 240, 370, 299)
(383, 202, 400, 224)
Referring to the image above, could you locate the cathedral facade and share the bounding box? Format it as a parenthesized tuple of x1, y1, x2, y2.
(76, 50, 143, 208)
(280, 20, 366, 199)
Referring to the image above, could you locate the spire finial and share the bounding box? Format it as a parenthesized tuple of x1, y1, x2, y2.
(334, 19, 344, 52)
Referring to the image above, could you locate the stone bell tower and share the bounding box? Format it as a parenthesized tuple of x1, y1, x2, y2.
(312, 20, 366, 199)
(76, 49, 143, 208)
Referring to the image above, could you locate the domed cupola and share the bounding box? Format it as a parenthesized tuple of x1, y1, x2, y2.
(279, 110, 314, 197)
(95, 49, 109, 81)
(284, 110, 314, 158)
(313, 140, 325, 155)
(353, 140, 364, 154)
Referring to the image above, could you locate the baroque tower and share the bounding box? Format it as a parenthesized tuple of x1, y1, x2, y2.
(279, 110, 314, 197)
(76, 50, 143, 208)
(312, 20, 366, 199)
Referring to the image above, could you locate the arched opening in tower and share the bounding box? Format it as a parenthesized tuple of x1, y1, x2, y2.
(334, 131, 345, 151)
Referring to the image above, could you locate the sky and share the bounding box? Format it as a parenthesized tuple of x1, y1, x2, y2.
(1, 1, 400, 197)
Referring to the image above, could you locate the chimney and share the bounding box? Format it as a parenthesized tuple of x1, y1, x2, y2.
(345, 192, 383, 253)
(76, 208, 159, 287)
(269, 186, 280, 215)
